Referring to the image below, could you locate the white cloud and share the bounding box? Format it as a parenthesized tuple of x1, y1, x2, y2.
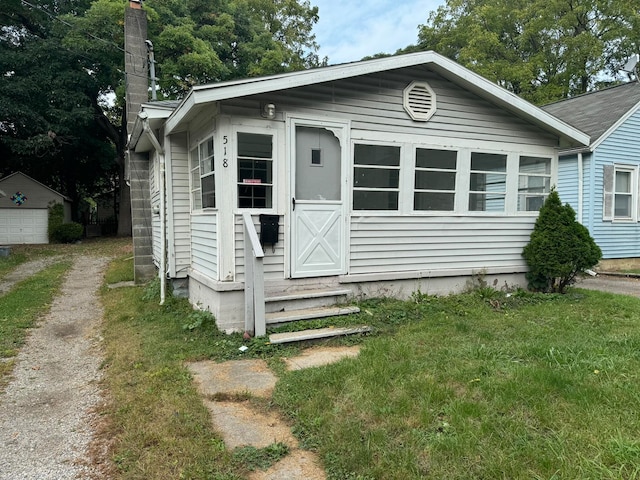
(311, 0, 443, 64)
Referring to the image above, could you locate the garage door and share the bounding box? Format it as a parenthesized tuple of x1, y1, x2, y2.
(0, 209, 49, 244)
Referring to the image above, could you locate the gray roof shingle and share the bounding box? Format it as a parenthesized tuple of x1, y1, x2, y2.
(541, 82, 640, 144)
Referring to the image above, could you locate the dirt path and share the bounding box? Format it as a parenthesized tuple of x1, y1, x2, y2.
(0, 255, 109, 480)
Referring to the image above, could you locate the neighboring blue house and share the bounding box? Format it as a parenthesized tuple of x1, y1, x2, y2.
(542, 82, 640, 267)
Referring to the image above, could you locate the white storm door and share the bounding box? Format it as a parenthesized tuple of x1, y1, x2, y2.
(291, 123, 347, 278)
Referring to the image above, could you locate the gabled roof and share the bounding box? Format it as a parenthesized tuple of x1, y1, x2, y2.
(0, 171, 71, 201)
(542, 82, 640, 150)
(160, 51, 588, 147)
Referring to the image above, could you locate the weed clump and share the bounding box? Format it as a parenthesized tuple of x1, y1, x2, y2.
(522, 189, 601, 293)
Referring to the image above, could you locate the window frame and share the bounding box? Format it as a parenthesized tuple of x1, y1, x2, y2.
(468, 152, 508, 213)
(352, 141, 402, 212)
(234, 127, 277, 213)
(613, 165, 637, 222)
(517, 155, 552, 213)
(189, 136, 216, 211)
(413, 147, 458, 212)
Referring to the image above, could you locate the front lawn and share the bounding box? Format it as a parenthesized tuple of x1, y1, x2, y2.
(97, 249, 640, 480)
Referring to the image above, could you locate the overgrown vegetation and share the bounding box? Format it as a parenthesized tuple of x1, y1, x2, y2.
(47, 202, 84, 243)
(522, 189, 602, 293)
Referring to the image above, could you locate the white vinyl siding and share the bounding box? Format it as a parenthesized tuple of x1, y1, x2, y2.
(191, 213, 218, 280)
(168, 134, 191, 277)
(220, 68, 559, 148)
(350, 216, 535, 275)
(234, 214, 284, 282)
(150, 155, 161, 267)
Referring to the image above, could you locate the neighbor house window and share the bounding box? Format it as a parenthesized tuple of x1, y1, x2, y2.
(517, 156, 551, 211)
(414, 148, 457, 211)
(353, 144, 401, 210)
(614, 168, 633, 219)
(190, 136, 215, 210)
(237, 132, 273, 208)
(469, 152, 507, 212)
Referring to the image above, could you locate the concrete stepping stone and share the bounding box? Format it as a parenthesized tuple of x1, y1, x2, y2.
(187, 359, 277, 398)
(284, 345, 361, 371)
(203, 400, 298, 449)
(248, 449, 326, 480)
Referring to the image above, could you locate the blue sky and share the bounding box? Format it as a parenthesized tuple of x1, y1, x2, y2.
(310, 0, 445, 65)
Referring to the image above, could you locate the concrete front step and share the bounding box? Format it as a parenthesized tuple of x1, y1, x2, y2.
(269, 326, 371, 344)
(265, 287, 353, 314)
(266, 305, 360, 325)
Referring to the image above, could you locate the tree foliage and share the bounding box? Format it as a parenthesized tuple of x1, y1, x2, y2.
(522, 189, 602, 293)
(1, 0, 321, 228)
(415, 0, 640, 104)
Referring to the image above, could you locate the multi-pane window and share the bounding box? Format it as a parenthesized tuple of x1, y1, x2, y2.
(469, 152, 507, 212)
(517, 156, 551, 212)
(414, 148, 457, 211)
(353, 144, 401, 210)
(614, 169, 633, 219)
(190, 136, 215, 210)
(237, 132, 273, 208)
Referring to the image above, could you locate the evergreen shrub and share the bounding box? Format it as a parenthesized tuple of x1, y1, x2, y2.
(51, 223, 84, 243)
(522, 189, 601, 293)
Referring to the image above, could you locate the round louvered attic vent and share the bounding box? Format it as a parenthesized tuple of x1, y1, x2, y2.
(403, 81, 437, 122)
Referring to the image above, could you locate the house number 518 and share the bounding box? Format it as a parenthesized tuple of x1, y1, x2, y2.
(222, 136, 229, 167)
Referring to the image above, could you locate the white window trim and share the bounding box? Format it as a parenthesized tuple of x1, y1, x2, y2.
(189, 136, 217, 212)
(232, 124, 278, 215)
(613, 165, 637, 222)
(351, 140, 403, 213)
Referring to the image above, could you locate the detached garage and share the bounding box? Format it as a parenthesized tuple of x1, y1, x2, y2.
(0, 172, 72, 245)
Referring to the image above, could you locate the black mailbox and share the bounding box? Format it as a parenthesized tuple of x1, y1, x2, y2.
(259, 214, 279, 249)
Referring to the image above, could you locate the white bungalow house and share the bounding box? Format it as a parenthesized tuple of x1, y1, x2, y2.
(128, 51, 588, 337)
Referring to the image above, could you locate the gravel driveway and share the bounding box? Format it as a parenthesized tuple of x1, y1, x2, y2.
(0, 255, 109, 479)
(576, 273, 640, 298)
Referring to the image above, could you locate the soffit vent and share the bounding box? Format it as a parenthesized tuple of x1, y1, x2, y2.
(403, 81, 437, 122)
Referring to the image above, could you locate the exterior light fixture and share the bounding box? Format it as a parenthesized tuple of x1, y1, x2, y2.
(261, 103, 276, 119)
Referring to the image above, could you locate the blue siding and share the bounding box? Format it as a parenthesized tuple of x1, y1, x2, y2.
(557, 154, 579, 213)
(587, 109, 640, 259)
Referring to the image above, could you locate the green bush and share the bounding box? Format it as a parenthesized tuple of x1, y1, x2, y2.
(522, 189, 601, 293)
(47, 202, 65, 241)
(51, 222, 84, 243)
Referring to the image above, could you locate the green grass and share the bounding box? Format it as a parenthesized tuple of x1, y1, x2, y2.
(8, 240, 640, 479)
(273, 290, 640, 479)
(0, 261, 72, 388)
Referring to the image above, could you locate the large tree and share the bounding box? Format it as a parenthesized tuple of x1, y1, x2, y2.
(414, 0, 640, 104)
(1, 0, 322, 231)
(0, 0, 118, 217)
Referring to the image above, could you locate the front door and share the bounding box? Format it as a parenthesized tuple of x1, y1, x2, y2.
(290, 121, 347, 278)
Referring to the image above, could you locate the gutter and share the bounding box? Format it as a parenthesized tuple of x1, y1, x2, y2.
(138, 111, 167, 305)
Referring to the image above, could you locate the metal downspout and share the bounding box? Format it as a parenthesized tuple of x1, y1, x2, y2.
(138, 112, 167, 305)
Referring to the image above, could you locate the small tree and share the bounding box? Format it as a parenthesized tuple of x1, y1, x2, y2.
(522, 189, 601, 293)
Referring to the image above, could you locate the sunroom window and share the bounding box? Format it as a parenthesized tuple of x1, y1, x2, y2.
(414, 148, 457, 211)
(353, 144, 400, 210)
(190, 136, 215, 210)
(237, 132, 273, 208)
(469, 152, 507, 212)
(517, 156, 551, 212)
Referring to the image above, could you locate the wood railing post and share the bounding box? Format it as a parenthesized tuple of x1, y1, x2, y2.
(242, 213, 265, 337)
